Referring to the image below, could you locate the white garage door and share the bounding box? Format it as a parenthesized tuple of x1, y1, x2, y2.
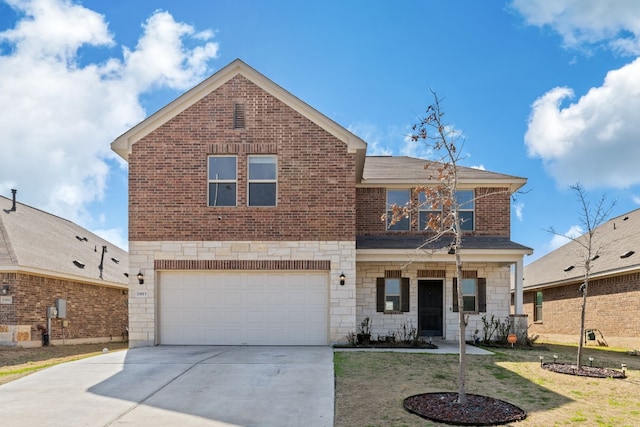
(158, 271, 329, 345)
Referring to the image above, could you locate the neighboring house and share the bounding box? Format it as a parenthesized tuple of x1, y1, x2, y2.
(0, 191, 129, 347)
(111, 59, 531, 348)
(523, 209, 640, 349)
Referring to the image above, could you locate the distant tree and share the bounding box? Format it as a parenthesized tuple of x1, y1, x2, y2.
(547, 183, 615, 368)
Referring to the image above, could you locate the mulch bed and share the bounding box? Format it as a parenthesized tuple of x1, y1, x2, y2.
(541, 362, 625, 378)
(404, 392, 527, 426)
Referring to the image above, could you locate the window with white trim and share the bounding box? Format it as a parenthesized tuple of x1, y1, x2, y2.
(419, 191, 442, 230)
(208, 156, 237, 206)
(456, 190, 475, 231)
(386, 189, 410, 230)
(248, 155, 277, 206)
(461, 278, 477, 312)
(534, 291, 543, 322)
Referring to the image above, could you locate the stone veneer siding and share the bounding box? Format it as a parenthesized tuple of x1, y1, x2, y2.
(356, 262, 511, 341)
(128, 240, 356, 347)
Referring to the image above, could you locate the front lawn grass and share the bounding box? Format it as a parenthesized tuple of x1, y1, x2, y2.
(334, 343, 640, 426)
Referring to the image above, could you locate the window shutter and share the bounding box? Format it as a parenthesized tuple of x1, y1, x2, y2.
(478, 278, 487, 312)
(376, 278, 385, 312)
(401, 278, 410, 312)
(452, 278, 459, 312)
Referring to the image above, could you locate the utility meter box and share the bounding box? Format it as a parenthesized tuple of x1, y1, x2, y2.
(55, 298, 67, 318)
(47, 306, 58, 318)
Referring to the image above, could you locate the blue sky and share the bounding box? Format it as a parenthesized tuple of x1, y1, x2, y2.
(2, 0, 640, 263)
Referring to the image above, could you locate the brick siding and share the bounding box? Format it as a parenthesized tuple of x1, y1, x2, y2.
(356, 186, 511, 236)
(129, 74, 356, 242)
(524, 272, 640, 343)
(0, 272, 128, 344)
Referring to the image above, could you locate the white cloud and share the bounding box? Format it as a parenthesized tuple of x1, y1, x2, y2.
(524, 57, 640, 189)
(0, 0, 218, 246)
(510, 0, 640, 55)
(513, 202, 524, 221)
(470, 165, 486, 171)
(549, 224, 583, 251)
(348, 122, 393, 156)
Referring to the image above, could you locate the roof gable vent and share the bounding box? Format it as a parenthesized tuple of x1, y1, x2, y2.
(233, 102, 245, 129)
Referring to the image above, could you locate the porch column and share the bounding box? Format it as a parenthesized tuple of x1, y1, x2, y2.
(513, 257, 524, 314)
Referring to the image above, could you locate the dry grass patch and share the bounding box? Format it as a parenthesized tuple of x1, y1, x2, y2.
(0, 342, 128, 385)
(335, 344, 640, 426)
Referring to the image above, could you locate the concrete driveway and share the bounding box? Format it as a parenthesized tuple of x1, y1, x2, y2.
(0, 346, 334, 427)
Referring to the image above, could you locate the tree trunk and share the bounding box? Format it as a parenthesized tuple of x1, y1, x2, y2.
(577, 279, 588, 368)
(455, 229, 466, 404)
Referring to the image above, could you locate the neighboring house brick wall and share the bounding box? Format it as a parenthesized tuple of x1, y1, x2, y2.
(525, 272, 640, 347)
(0, 272, 128, 345)
(129, 74, 356, 243)
(356, 262, 511, 341)
(355, 186, 510, 236)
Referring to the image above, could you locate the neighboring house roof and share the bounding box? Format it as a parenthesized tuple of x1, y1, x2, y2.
(523, 208, 640, 291)
(0, 195, 128, 287)
(360, 156, 527, 193)
(111, 58, 368, 176)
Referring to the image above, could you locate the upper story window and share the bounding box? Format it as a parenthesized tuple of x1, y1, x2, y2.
(456, 190, 475, 231)
(386, 189, 410, 231)
(248, 156, 277, 206)
(419, 191, 442, 230)
(208, 156, 237, 206)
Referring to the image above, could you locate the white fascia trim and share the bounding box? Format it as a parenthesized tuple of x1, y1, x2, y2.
(112, 59, 367, 161)
(356, 249, 530, 263)
(523, 264, 640, 292)
(0, 265, 128, 289)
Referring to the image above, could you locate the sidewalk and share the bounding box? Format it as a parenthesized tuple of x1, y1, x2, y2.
(334, 340, 494, 355)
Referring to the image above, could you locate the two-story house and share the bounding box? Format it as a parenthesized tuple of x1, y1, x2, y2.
(112, 59, 531, 348)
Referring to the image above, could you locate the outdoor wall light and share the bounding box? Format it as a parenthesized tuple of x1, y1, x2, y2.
(339, 273, 345, 286)
(137, 271, 144, 285)
(1, 284, 9, 295)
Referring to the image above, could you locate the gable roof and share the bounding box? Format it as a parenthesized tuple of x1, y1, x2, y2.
(523, 208, 640, 290)
(0, 195, 128, 287)
(111, 59, 367, 162)
(360, 156, 527, 192)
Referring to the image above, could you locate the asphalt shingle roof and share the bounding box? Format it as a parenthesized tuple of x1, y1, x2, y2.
(361, 156, 526, 190)
(357, 234, 532, 251)
(0, 195, 128, 286)
(523, 208, 640, 290)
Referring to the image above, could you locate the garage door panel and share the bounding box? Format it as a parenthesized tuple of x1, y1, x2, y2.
(159, 271, 328, 345)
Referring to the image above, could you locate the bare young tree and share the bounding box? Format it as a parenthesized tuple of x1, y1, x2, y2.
(386, 92, 473, 404)
(547, 183, 615, 368)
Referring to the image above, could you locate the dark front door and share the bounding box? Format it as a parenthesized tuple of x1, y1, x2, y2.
(418, 279, 443, 337)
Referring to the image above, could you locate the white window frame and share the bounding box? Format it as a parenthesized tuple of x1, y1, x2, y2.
(384, 278, 401, 312)
(534, 291, 543, 322)
(208, 155, 237, 207)
(386, 189, 410, 231)
(418, 191, 442, 230)
(456, 189, 475, 231)
(461, 278, 477, 312)
(248, 155, 277, 207)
